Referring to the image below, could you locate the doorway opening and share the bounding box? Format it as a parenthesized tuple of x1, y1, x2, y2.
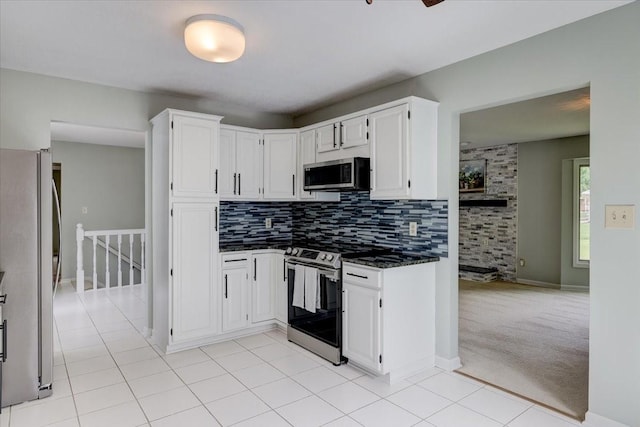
(456, 87, 590, 420)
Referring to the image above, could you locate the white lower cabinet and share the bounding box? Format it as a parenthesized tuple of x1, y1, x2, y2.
(251, 253, 275, 323)
(343, 282, 381, 372)
(170, 202, 219, 343)
(274, 252, 288, 323)
(221, 254, 249, 332)
(342, 261, 436, 380)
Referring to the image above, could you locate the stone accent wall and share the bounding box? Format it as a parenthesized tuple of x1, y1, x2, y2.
(460, 144, 517, 281)
(220, 193, 449, 257)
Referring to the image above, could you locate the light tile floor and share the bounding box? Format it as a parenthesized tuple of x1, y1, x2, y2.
(0, 283, 583, 427)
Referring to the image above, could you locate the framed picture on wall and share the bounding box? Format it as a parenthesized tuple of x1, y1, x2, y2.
(459, 160, 486, 193)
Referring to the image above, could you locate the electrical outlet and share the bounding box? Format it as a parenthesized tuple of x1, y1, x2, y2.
(519, 258, 525, 267)
(82, 206, 88, 214)
(482, 237, 489, 246)
(605, 205, 635, 229)
(265, 218, 272, 229)
(409, 222, 418, 236)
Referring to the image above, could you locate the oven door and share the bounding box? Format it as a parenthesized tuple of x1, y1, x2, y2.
(286, 261, 342, 348)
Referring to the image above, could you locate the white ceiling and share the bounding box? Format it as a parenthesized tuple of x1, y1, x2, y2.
(460, 86, 591, 149)
(0, 0, 630, 118)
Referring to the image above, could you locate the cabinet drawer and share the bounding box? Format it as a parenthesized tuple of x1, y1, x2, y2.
(221, 252, 249, 267)
(343, 264, 381, 289)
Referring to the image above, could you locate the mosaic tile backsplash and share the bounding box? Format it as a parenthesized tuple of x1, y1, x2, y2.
(220, 193, 448, 257)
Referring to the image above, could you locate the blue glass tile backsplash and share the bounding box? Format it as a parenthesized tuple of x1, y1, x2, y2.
(220, 192, 448, 257)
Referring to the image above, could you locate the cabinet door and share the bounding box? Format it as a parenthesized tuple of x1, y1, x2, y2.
(340, 115, 368, 149)
(172, 115, 219, 198)
(263, 133, 297, 200)
(342, 283, 381, 373)
(222, 267, 249, 332)
(274, 253, 288, 323)
(219, 129, 237, 198)
(316, 123, 338, 153)
(298, 129, 316, 199)
(235, 131, 262, 199)
(369, 105, 409, 199)
(251, 253, 275, 323)
(171, 203, 218, 342)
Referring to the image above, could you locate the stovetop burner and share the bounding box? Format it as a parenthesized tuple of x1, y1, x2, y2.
(284, 242, 393, 269)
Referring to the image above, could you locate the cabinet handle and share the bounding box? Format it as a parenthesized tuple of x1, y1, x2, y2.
(214, 207, 218, 231)
(292, 174, 295, 196)
(283, 259, 286, 281)
(0, 294, 6, 304)
(254, 258, 257, 281)
(238, 173, 241, 196)
(1, 319, 6, 362)
(224, 258, 247, 263)
(215, 169, 218, 194)
(340, 123, 344, 146)
(333, 124, 337, 148)
(224, 274, 228, 298)
(233, 173, 237, 195)
(346, 272, 368, 279)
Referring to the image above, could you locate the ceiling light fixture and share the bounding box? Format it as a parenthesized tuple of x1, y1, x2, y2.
(184, 14, 245, 63)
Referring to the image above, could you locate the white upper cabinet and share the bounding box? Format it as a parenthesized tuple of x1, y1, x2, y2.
(315, 115, 370, 162)
(219, 126, 262, 200)
(340, 115, 368, 149)
(263, 132, 297, 200)
(171, 113, 220, 199)
(369, 104, 409, 199)
(370, 97, 438, 200)
(316, 123, 338, 153)
(171, 202, 219, 343)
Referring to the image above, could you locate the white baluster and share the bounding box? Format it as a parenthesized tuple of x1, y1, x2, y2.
(76, 223, 85, 293)
(117, 234, 123, 287)
(140, 233, 146, 287)
(129, 233, 134, 286)
(92, 235, 97, 290)
(105, 235, 110, 288)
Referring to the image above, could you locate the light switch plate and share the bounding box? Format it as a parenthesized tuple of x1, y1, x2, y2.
(605, 204, 635, 229)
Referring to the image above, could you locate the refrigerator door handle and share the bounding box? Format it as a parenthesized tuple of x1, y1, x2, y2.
(1, 319, 6, 362)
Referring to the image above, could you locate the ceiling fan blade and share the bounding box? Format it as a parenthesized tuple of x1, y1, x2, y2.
(422, 0, 445, 7)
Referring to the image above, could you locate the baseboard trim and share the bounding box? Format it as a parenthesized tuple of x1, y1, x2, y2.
(435, 356, 461, 371)
(515, 278, 560, 289)
(583, 411, 630, 427)
(560, 284, 589, 292)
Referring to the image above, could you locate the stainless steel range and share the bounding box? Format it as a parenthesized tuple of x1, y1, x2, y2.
(284, 246, 345, 365)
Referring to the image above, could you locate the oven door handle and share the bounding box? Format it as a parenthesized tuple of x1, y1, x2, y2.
(285, 260, 340, 279)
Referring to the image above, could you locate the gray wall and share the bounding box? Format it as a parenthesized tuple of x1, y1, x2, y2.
(517, 136, 589, 285)
(52, 141, 145, 282)
(293, 4, 640, 424)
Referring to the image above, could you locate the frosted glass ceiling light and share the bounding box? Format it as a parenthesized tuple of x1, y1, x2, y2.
(184, 14, 245, 63)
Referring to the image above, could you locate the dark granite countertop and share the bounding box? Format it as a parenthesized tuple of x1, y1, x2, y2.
(219, 242, 291, 253)
(343, 252, 440, 269)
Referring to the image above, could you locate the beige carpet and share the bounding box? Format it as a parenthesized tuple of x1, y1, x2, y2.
(457, 280, 589, 420)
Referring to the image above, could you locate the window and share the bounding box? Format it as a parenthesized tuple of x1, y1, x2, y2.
(573, 158, 590, 267)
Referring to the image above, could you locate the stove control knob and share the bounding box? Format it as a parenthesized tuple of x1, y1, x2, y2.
(285, 248, 292, 254)
(320, 253, 327, 260)
(292, 248, 299, 255)
(326, 254, 334, 261)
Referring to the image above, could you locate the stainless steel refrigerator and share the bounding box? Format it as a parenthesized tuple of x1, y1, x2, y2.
(0, 148, 54, 409)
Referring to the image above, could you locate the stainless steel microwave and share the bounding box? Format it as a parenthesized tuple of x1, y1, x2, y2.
(303, 157, 370, 192)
